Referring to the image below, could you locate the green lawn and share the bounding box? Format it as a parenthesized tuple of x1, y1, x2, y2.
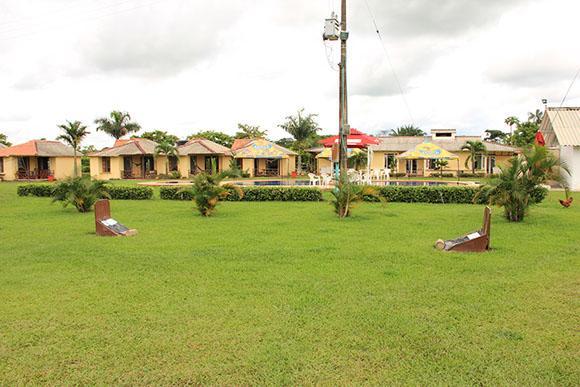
(0, 183, 578, 385)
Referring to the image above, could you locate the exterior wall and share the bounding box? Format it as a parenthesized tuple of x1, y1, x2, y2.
(177, 155, 233, 177)
(90, 156, 122, 180)
(0, 157, 17, 181)
(241, 159, 255, 177)
(0, 156, 78, 181)
(371, 150, 515, 176)
(317, 158, 333, 174)
(51, 157, 81, 180)
(561, 146, 580, 191)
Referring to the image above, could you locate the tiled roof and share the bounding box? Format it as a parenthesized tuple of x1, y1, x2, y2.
(90, 138, 158, 157)
(370, 136, 519, 153)
(233, 139, 297, 158)
(0, 140, 75, 157)
(231, 138, 253, 151)
(178, 139, 232, 156)
(539, 107, 580, 147)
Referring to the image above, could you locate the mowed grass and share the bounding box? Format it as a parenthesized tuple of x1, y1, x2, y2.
(0, 182, 578, 385)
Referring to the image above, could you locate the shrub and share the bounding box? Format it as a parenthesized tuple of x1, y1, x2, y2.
(365, 185, 487, 204)
(458, 172, 486, 178)
(161, 186, 323, 202)
(18, 183, 153, 200)
(17, 184, 55, 197)
(331, 180, 382, 218)
(186, 173, 243, 216)
(105, 185, 154, 200)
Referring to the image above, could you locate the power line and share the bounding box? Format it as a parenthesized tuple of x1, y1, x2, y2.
(363, 0, 415, 125)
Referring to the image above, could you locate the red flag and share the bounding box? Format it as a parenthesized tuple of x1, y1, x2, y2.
(535, 131, 545, 146)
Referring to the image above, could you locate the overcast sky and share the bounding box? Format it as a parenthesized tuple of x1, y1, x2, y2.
(1, 0, 579, 148)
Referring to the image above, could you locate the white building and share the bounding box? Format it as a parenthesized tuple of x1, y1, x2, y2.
(540, 107, 580, 191)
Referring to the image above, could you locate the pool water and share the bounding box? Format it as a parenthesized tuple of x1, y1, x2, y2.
(234, 180, 456, 187)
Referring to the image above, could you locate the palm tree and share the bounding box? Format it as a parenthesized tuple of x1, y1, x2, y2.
(528, 109, 544, 125)
(235, 123, 267, 139)
(504, 116, 520, 135)
(389, 125, 424, 137)
(95, 111, 141, 140)
(349, 151, 368, 170)
(461, 140, 487, 175)
(56, 120, 90, 177)
(154, 141, 179, 176)
(0, 132, 11, 147)
(278, 109, 320, 174)
(52, 176, 110, 213)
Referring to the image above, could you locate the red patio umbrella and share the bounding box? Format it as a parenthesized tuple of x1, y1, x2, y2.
(319, 128, 379, 148)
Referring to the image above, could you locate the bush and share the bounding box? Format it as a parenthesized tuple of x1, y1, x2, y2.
(52, 177, 110, 213)
(363, 185, 484, 204)
(161, 186, 323, 202)
(18, 183, 153, 200)
(17, 184, 55, 197)
(458, 172, 486, 178)
(106, 185, 154, 200)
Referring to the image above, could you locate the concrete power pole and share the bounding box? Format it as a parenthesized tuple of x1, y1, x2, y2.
(338, 0, 349, 179)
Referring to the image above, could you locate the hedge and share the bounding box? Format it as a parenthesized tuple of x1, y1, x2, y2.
(160, 186, 323, 202)
(17, 184, 154, 200)
(362, 185, 548, 205)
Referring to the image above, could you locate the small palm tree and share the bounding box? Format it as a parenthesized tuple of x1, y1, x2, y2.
(52, 177, 110, 213)
(56, 120, 90, 177)
(186, 172, 243, 217)
(154, 141, 179, 176)
(461, 140, 487, 175)
(528, 109, 544, 125)
(95, 111, 141, 140)
(433, 159, 449, 177)
(331, 177, 382, 218)
(480, 145, 568, 222)
(278, 108, 320, 174)
(349, 151, 368, 170)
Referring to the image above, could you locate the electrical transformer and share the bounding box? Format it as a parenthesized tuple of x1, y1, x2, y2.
(323, 12, 340, 41)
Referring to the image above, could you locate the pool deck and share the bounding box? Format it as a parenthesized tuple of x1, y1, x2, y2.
(138, 179, 479, 187)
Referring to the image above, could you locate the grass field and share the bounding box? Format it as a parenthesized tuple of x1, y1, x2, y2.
(0, 182, 578, 384)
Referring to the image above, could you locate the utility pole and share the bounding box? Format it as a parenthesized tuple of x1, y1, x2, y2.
(338, 0, 349, 180)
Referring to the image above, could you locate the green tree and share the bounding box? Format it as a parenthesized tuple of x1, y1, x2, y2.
(331, 177, 382, 218)
(235, 123, 267, 139)
(154, 142, 179, 176)
(56, 120, 90, 177)
(481, 145, 567, 222)
(510, 121, 539, 147)
(189, 130, 234, 148)
(349, 151, 368, 170)
(95, 111, 141, 140)
(52, 177, 110, 213)
(139, 130, 178, 145)
(389, 125, 424, 137)
(278, 109, 320, 174)
(485, 129, 508, 144)
(461, 140, 487, 174)
(0, 132, 11, 147)
(433, 159, 449, 177)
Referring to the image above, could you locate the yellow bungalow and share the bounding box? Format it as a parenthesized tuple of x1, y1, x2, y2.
(0, 139, 80, 181)
(176, 138, 233, 176)
(369, 129, 519, 176)
(232, 139, 297, 177)
(89, 138, 161, 179)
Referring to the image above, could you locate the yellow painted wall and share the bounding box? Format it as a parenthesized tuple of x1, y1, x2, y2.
(90, 156, 122, 180)
(177, 155, 233, 177)
(0, 157, 17, 181)
(52, 157, 81, 180)
(241, 159, 254, 177)
(370, 151, 515, 176)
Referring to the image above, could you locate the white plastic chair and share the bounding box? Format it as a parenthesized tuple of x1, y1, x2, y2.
(308, 173, 320, 186)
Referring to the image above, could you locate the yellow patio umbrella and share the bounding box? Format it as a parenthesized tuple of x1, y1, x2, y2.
(397, 142, 460, 177)
(396, 142, 459, 160)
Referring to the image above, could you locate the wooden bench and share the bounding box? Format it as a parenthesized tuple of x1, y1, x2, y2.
(435, 207, 491, 252)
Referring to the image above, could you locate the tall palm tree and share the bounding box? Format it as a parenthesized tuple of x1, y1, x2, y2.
(278, 108, 320, 173)
(504, 116, 520, 135)
(56, 120, 90, 177)
(461, 140, 487, 175)
(528, 109, 544, 125)
(95, 111, 141, 140)
(154, 141, 179, 176)
(389, 125, 424, 137)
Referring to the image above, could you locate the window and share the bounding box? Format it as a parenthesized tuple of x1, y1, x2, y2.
(474, 154, 484, 170)
(102, 157, 111, 173)
(434, 132, 452, 138)
(0, 158, 3, 173)
(384, 154, 397, 169)
(169, 156, 179, 172)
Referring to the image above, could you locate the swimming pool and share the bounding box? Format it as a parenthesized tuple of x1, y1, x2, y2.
(233, 180, 461, 187)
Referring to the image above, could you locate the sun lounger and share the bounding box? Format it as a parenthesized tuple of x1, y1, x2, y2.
(435, 207, 491, 252)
